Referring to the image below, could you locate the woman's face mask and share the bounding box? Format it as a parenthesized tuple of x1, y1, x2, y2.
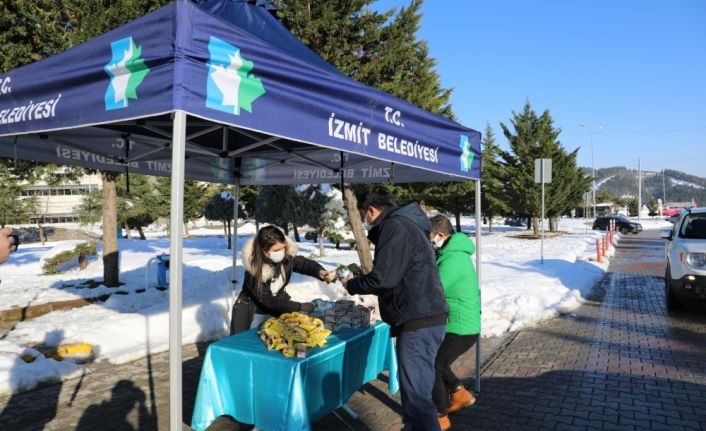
(267, 245, 286, 263)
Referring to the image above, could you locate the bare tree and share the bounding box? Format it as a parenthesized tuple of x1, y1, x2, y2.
(343, 184, 372, 274)
(101, 171, 120, 286)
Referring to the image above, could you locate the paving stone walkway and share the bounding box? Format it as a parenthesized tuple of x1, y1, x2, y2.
(447, 229, 706, 430)
(0, 303, 503, 431)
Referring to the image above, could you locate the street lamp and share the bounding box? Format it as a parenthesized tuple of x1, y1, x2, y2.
(580, 123, 602, 218)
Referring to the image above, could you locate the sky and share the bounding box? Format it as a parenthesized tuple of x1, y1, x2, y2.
(374, 0, 706, 177)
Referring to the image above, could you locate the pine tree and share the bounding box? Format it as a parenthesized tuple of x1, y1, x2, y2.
(627, 197, 639, 216)
(0, 161, 38, 227)
(545, 148, 590, 231)
(154, 178, 209, 236)
(500, 101, 588, 235)
(299, 185, 346, 256)
(256, 185, 302, 235)
(204, 190, 235, 249)
(116, 174, 160, 239)
(183, 181, 208, 235)
(0, 1, 76, 72)
(481, 124, 509, 232)
(77, 189, 102, 227)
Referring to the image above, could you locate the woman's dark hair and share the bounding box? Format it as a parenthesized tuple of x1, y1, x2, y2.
(430, 215, 454, 236)
(251, 225, 287, 292)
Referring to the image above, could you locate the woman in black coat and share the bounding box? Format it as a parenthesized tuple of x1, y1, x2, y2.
(230, 225, 334, 335)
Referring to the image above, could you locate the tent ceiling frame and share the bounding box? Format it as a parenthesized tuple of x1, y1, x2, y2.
(142, 124, 220, 157)
(228, 136, 280, 157)
(126, 143, 170, 163)
(267, 141, 338, 172)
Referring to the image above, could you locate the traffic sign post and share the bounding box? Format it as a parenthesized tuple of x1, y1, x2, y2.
(535, 159, 552, 264)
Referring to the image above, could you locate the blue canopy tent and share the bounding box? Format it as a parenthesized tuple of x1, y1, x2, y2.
(0, 0, 482, 428)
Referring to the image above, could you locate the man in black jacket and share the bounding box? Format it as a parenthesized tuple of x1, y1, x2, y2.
(342, 186, 448, 431)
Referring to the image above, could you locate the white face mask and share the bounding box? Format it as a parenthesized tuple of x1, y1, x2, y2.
(267, 249, 286, 263)
(431, 235, 445, 250)
(363, 207, 374, 229)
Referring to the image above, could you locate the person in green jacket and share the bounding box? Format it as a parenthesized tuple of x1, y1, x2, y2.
(429, 215, 480, 431)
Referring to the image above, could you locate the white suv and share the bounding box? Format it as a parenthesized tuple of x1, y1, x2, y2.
(661, 207, 706, 309)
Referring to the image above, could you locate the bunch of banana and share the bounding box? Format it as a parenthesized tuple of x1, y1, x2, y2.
(259, 312, 332, 357)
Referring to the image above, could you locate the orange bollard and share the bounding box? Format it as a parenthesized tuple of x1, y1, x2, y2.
(596, 239, 602, 262)
(602, 236, 607, 256)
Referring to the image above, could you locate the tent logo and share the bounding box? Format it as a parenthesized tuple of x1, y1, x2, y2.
(459, 134, 474, 172)
(206, 36, 265, 115)
(104, 37, 149, 111)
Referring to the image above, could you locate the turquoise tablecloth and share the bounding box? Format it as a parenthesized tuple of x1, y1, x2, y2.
(191, 321, 399, 431)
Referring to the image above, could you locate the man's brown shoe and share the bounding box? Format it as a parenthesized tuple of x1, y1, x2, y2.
(448, 385, 476, 413)
(438, 413, 451, 431)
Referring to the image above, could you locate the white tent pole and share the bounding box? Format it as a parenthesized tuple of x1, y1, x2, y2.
(231, 170, 240, 311)
(475, 179, 482, 394)
(169, 110, 186, 431)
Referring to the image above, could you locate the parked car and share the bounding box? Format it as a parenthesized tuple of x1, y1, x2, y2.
(504, 216, 525, 227)
(592, 215, 642, 234)
(661, 207, 706, 309)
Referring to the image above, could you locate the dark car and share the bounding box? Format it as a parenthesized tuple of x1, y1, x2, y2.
(504, 216, 525, 227)
(592, 215, 642, 234)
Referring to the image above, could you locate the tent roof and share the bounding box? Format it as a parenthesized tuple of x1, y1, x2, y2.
(0, 0, 481, 184)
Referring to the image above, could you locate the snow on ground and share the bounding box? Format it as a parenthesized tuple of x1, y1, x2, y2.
(670, 178, 704, 189)
(0, 216, 670, 396)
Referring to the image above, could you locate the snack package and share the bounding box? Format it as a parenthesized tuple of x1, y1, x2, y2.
(323, 300, 371, 331)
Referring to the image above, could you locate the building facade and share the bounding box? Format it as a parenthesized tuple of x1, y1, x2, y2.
(21, 174, 102, 224)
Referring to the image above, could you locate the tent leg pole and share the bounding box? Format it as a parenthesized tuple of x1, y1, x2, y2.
(231, 173, 240, 316)
(475, 179, 482, 394)
(169, 110, 186, 431)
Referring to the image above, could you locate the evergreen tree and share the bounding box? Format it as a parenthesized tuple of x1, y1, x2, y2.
(256, 185, 302, 236)
(0, 162, 38, 226)
(545, 148, 590, 231)
(595, 189, 615, 205)
(501, 101, 589, 235)
(76, 189, 102, 227)
(239, 185, 260, 222)
(0, 1, 76, 72)
(627, 197, 639, 216)
(648, 197, 660, 216)
(154, 177, 209, 236)
(299, 185, 346, 256)
(204, 190, 235, 249)
(480, 124, 509, 232)
(422, 182, 475, 232)
(116, 174, 159, 239)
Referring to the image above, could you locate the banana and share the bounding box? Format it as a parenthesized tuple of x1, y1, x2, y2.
(258, 311, 333, 357)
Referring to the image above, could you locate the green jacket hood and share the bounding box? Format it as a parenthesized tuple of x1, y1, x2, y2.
(439, 232, 475, 257)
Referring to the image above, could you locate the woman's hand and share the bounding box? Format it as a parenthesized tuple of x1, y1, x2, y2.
(320, 270, 336, 283)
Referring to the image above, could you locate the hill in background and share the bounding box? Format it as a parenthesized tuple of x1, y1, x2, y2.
(584, 166, 706, 205)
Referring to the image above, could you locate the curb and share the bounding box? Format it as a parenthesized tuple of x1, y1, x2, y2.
(0, 295, 111, 325)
